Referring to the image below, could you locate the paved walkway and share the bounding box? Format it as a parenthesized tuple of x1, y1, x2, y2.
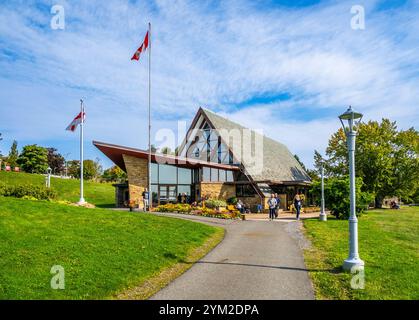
(150, 213, 315, 300)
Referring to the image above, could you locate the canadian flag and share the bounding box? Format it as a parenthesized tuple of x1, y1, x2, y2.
(66, 112, 85, 132)
(131, 30, 149, 61)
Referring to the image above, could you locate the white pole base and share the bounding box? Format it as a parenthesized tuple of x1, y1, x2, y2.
(77, 198, 86, 205)
(319, 212, 327, 221)
(343, 257, 364, 271)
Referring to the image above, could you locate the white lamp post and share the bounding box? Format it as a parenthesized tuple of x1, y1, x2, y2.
(339, 106, 364, 271)
(319, 165, 327, 221)
(46, 167, 52, 188)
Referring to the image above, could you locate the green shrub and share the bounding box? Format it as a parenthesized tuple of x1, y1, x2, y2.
(226, 196, 238, 205)
(310, 177, 374, 219)
(0, 183, 57, 200)
(204, 198, 227, 209)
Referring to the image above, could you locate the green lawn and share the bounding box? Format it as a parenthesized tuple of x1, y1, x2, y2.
(0, 197, 223, 299)
(303, 206, 419, 300)
(0, 171, 114, 207)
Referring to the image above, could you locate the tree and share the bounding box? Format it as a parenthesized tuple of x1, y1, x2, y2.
(160, 146, 174, 155)
(317, 119, 419, 207)
(67, 160, 80, 178)
(7, 140, 19, 168)
(0, 132, 3, 156)
(310, 176, 374, 219)
(47, 148, 65, 175)
(102, 165, 127, 182)
(17, 145, 48, 173)
(68, 159, 102, 180)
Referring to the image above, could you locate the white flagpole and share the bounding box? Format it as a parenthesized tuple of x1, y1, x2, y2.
(148, 22, 152, 211)
(79, 99, 85, 204)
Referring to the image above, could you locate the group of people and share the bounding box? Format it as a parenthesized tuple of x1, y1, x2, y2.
(235, 199, 251, 214)
(267, 193, 282, 220)
(268, 191, 304, 220)
(177, 192, 191, 204)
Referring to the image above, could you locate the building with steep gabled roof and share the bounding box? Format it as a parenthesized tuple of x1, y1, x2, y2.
(94, 107, 311, 211)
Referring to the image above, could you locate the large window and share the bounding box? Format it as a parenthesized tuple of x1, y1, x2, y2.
(201, 167, 235, 183)
(178, 167, 192, 184)
(211, 168, 218, 181)
(236, 184, 257, 197)
(226, 170, 234, 182)
(202, 167, 211, 181)
(178, 185, 191, 196)
(151, 163, 158, 183)
(158, 164, 177, 184)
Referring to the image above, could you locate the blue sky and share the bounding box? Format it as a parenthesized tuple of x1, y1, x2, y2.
(0, 0, 418, 169)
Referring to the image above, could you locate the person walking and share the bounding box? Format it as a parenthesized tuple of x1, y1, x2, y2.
(294, 191, 303, 220)
(268, 194, 277, 221)
(142, 188, 149, 212)
(274, 193, 280, 219)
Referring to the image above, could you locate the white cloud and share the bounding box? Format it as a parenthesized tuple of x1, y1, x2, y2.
(0, 0, 418, 168)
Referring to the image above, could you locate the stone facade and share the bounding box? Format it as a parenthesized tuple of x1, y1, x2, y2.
(200, 182, 235, 200)
(122, 154, 148, 209)
(237, 195, 264, 212)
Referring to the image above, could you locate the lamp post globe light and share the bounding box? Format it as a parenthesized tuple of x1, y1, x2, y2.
(339, 106, 365, 271)
(319, 164, 327, 221)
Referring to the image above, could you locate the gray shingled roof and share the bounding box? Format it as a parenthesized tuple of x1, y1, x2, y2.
(201, 107, 311, 183)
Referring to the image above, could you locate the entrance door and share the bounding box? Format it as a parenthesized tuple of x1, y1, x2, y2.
(158, 185, 177, 205)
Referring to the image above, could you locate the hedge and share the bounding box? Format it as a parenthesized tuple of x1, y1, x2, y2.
(0, 183, 57, 200)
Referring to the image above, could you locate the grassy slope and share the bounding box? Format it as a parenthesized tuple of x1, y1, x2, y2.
(303, 206, 419, 300)
(0, 171, 114, 207)
(0, 197, 223, 299)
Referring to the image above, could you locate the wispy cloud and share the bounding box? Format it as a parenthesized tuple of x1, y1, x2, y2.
(0, 0, 418, 168)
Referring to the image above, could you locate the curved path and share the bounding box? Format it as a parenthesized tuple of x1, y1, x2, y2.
(150, 213, 314, 300)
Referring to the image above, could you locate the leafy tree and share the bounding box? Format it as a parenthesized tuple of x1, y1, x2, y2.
(17, 145, 48, 173)
(316, 119, 419, 207)
(160, 146, 174, 155)
(102, 165, 127, 182)
(68, 159, 102, 180)
(67, 160, 80, 178)
(47, 148, 65, 175)
(7, 140, 19, 168)
(310, 176, 374, 219)
(147, 144, 157, 152)
(0, 132, 3, 156)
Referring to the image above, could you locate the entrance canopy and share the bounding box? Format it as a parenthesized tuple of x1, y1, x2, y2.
(93, 140, 240, 173)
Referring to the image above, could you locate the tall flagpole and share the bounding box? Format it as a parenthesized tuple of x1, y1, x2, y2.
(148, 22, 152, 211)
(79, 99, 86, 204)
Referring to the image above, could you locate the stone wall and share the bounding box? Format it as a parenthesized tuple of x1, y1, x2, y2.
(200, 182, 235, 200)
(238, 195, 265, 212)
(122, 154, 148, 209)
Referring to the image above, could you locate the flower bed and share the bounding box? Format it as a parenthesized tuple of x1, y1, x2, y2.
(153, 203, 241, 220)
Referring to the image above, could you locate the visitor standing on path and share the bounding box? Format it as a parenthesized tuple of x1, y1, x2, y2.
(274, 193, 280, 219)
(268, 194, 277, 221)
(142, 188, 149, 211)
(294, 191, 303, 220)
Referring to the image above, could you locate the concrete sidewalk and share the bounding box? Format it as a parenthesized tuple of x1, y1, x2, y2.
(150, 213, 315, 300)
